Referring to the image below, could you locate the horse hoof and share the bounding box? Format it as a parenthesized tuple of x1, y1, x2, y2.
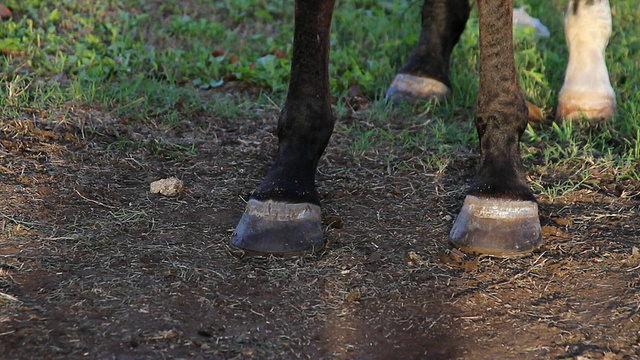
(450, 195, 542, 257)
(556, 94, 616, 122)
(230, 199, 325, 256)
(385, 73, 450, 104)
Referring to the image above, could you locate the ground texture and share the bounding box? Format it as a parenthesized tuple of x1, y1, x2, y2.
(1, 94, 640, 359)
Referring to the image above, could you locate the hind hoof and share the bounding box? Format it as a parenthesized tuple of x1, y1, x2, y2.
(556, 94, 616, 122)
(385, 74, 450, 105)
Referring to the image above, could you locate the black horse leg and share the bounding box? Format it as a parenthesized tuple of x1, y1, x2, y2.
(386, 0, 470, 104)
(450, 0, 542, 256)
(231, 0, 336, 255)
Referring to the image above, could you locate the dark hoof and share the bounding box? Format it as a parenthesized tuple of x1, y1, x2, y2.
(385, 74, 450, 105)
(230, 199, 325, 256)
(450, 195, 542, 257)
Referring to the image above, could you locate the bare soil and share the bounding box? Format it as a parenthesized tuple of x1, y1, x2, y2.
(1, 92, 640, 359)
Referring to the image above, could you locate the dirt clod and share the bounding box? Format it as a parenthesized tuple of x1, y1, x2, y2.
(149, 177, 184, 196)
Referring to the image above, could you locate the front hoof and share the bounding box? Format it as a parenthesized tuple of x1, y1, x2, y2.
(230, 199, 325, 256)
(450, 195, 542, 257)
(385, 74, 450, 105)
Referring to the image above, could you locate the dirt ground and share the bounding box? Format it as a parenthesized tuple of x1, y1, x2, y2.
(1, 91, 640, 359)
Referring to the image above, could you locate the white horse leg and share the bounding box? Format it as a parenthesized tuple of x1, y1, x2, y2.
(557, 0, 615, 122)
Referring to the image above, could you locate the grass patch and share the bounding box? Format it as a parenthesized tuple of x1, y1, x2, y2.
(1, 0, 639, 198)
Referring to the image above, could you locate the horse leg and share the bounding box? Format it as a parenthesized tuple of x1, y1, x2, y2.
(450, 0, 542, 256)
(557, 0, 615, 122)
(231, 0, 336, 255)
(385, 0, 470, 104)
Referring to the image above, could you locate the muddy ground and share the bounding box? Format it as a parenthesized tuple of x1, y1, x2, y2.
(1, 92, 640, 359)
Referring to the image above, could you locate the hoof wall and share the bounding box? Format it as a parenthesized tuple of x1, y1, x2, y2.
(450, 195, 542, 257)
(385, 74, 450, 105)
(556, 95, 616, 122)
(231, 199, 325, 256)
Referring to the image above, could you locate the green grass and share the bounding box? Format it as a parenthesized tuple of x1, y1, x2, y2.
(1, 0, 640, 198)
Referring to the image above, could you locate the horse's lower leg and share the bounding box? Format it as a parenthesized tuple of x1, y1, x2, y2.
(231, 0, 336, 255)
(386, 0, 470, 104)
(557, 0, 615, 122)
(450, 0, 542, 256)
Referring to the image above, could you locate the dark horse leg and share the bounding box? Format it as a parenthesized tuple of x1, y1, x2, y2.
(231, 0, 335, 254)
(232, 0, 542, 256)
(386, 0, 470, 104)
(449, 0, 541, 255)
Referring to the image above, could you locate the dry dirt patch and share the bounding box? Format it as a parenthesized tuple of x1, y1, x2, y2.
(1, 105, 639, 359)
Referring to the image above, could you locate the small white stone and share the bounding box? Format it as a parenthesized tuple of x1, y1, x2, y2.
(150, 177, 184, 196)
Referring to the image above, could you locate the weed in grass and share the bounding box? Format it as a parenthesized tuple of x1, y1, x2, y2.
(524, 123, 544, 143)
(551, 120, 575, 144)
(631, 129, 640, 161)
(350, 126, 379, 157)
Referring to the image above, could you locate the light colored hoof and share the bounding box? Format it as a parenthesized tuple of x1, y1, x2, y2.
(558, 0, 615, 122)
(385, 74, 450, 104)
(556, 94, 616, 122)
(450, 195, 542, 257)
(231, 199, 324, 255)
